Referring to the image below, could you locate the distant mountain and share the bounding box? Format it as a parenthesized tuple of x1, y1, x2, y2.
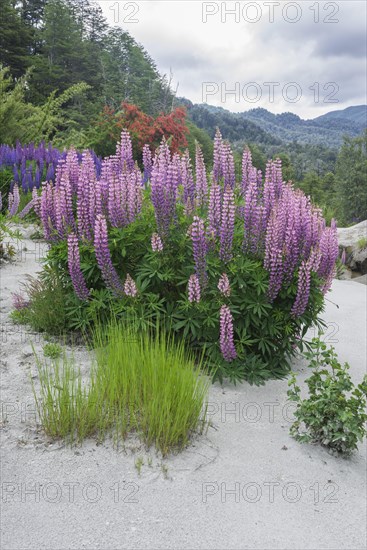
(313, 105, 367, 126)
(179, 100, 366, 149)
(178, 99, 281, 146)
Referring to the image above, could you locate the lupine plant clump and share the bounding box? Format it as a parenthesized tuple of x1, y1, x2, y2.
(20, 128, 338, 383)
(0, 142, 101, 217)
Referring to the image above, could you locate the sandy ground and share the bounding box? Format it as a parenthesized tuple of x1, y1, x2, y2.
(0, 230, 366, 550)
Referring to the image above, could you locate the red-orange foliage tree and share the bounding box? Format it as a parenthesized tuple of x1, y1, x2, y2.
(95, 102, 189, 157)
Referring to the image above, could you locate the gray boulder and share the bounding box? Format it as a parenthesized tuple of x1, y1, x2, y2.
(337, 220, 367, 275)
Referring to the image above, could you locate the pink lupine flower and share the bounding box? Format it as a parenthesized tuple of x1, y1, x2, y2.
(124, 274, 138, 297)
(94, 214, 124, 296)
(218, 273, 231, 297)
(151, 232, 163, 252)
(11, 292, 30, 311)
(67, 233, 90, 301)
(220, 305, 237, 361)
(188, 274, 201, 303)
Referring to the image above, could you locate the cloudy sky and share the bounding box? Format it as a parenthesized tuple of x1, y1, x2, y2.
(97, 0, 367, 119)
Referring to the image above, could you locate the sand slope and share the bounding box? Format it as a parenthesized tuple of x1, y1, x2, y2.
(1, 235, 366, 550)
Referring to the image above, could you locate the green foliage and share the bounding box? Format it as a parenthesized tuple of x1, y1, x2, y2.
(186, 121, 214, 167)
(42, 342, 63, 359)
(0, 214, 20, 260)
(0, 66, 90, 144)
(357, 237, 367, 250)
(32, 321, 209, 454)
(335, 131, 367, 224)
(1, 0, 176, 150)
(19, 269, 69, 334)
(43, 199, 325, 385)
(0, 0, 33, 78)
(288, 338, 367, 455)
(10, 308, 29, 325)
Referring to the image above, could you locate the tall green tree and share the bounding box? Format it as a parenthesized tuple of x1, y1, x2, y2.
(335, 132, 367, 223)
(0, 0, 32, 77)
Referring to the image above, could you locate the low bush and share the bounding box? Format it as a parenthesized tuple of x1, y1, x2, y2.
(18, 270, 69, 335)
(288, 338, 367, 455)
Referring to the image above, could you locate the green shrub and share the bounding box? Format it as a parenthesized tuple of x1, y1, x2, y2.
(46, 205, 326, 385)
(20, 269, 69, 334)
(288, 338, 367, 455)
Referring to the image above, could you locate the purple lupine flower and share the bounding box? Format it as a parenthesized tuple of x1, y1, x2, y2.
(65, 148, 80, 194)
(273, 157, 284, 198)
(291, 246, 321, 317)
(151, 232, 163, 252)
(124, 274, 138, 297)
(221, 142, 235, 189)
(151, 138, 177, 236)
(241, 147, 253, 195)
(213, 128, 223, 183)
(264, 208, 285, 301)
(127, 165, 143, 223)
(219, 186, 236, 263)
(94, 214, 124, 296)
(32, 188, 41, 217)
(11, 291, 30, 310)
(40, 182, 57, 241)
(191, 216, 208, 287)
(341, 248, 346, 265)
(218, 273, 231, 297)
(116, 130, 134, 171)
(8, 184, 20, 217)
(317, 220, 339, 293)
(195, 144, 208, 208)
(220, 305, 237, 362)
(54, 170, 74, 238)
(142, 144, 153, 185)
(67, 233, 90, 301)
(243, 178, 262, 254)
(263, 160, 277, 222)
(291, 259, 312, 317)
(188, 274, 201, 303)
(18, 199, 35, 219)
(181, 150, 195, 208)
(76, 151, 96, 240)
(208, 181, 222, 237)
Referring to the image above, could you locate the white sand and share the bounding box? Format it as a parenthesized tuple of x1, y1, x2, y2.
(1, 231, 366, 550)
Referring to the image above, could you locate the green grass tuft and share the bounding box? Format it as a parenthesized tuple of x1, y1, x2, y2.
(32, 320, 210, 455)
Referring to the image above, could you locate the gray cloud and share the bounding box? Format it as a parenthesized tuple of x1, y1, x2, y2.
(97, 0, 367, 118)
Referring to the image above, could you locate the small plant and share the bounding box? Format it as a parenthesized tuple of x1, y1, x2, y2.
(0, 214, 20, 260)
(43, 342, 62, 359)
(32, 351, 104, 444)
(10, 308, 30, 325)
(160, 463, 169, 479)
(288, 337, 367, 455)
(19, 269, 69, 334)
(357, 237, 367, 250)
(135, 457, 144, 476)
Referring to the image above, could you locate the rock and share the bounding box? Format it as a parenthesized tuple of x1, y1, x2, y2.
(353, 274, 367, 285)
(337, 220, 367, 275)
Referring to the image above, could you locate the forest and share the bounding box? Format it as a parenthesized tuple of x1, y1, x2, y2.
(1, 0, 366, 224)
